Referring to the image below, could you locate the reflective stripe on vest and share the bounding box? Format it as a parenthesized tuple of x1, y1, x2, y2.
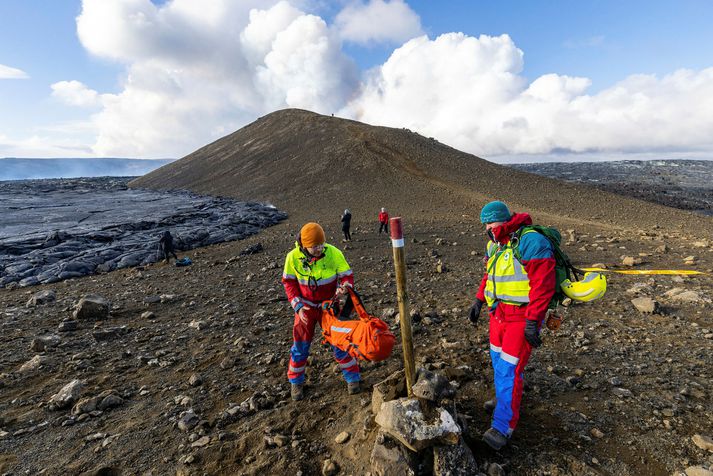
(484, 231, 535, 307)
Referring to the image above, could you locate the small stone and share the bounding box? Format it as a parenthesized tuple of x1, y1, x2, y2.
(191, 436, 210, 448)
(178, 410, 200, 432)
(692, 434, 713, 452)
(273, 434, 289, 447)
(98, 394, 124, 411)
(189, 374, 203, 387)
(219, 357, 235, 369)
(590, 428, 605, 438)
(685, 466, 713, 476)
(609, 376, 622, 386)
(58, 320, 78, 332)
(73, 295, 110, 319)
(321, 459, 339, 476)
(488, 462, 505, 476)
(72, 396, 100, 415)
(622, 256, 642, 266)
(19, 355, 46, 373)
(189, 320, 208, 330)
(612, 387, 633, 398)
(631, 297, 657, 314)
(48, 380, 83, 410)
(141, 311, 156, 319)
(26, 290, 56, 307)
(85, 432, 106, 442)
(160, 294, 177, 303)
(335, 431, 350, 444)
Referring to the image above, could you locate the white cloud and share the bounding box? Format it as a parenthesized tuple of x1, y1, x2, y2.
(343, 33, 713, 157)
(28, 0, 712, 160)
(334, 0, 423, 45)
(51, 80, 101, 107)
(0, 64, 29, 79)
(72, 0, 356, 157)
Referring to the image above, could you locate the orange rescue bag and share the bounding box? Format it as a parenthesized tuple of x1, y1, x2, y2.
(320, 288, 395, 362)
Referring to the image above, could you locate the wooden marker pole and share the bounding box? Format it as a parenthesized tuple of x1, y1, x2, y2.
(390, 217, 416, 396)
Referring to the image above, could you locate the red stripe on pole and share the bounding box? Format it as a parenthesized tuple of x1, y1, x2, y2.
(390, 217, 403, 240)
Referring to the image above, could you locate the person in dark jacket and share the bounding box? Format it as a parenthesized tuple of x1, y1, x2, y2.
(159, 230, 178, 263)
(341, 209, 352, 241)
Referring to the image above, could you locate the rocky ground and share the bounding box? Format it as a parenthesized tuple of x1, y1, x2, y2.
(1, 215, 712, 475)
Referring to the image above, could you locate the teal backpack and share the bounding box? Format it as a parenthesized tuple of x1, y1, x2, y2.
(511, 225, 582, 309)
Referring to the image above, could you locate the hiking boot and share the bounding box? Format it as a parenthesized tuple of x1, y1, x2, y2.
(291, 383, 304, 401)
(482, 428, 508, 451)
(347, 381, 361, 395)
(484, 398, 497, 413)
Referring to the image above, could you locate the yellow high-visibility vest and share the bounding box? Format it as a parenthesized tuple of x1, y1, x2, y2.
(483, 232, 534, 307)
(282, 242, 352, 305)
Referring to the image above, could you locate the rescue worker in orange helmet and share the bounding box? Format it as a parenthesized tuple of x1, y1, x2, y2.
(282, 222, 360, 401)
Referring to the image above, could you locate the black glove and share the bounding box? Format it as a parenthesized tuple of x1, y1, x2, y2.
(468, 299, 484, 325)
(524, 319, 542, 348)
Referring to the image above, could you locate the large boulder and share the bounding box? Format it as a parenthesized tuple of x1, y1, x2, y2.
(375, 398, 460, 452)
(73, 295, 110, 320)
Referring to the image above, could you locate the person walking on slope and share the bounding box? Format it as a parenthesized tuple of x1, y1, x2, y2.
(159, 230, 178, 264)
(282, 222, 361, 401)
(341, 209, 352, 241)
(468, 201, 556, 450)
(378, 208, 389, 234)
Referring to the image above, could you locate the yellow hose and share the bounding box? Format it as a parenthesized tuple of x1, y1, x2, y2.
(582, 267, 708, 276)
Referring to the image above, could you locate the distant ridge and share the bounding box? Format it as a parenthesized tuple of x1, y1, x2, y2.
(0, 158, 174, 181)
(131, 109, 712, 234)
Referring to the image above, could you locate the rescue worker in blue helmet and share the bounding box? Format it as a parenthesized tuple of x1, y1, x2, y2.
(469, 201, 556, 450)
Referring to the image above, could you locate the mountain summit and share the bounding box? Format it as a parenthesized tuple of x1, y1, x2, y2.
(131, 109, 709, 233)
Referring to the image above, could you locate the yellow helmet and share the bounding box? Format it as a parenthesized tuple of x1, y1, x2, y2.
(561, 272, 606, 302)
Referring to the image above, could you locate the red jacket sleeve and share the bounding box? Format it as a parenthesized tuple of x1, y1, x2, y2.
(522, 257, 556, 322)
(282, 275, 302, 310)
(475, 273, 488, 302)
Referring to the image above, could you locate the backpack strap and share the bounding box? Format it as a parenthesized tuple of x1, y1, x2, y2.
(512, 225, 583, 282)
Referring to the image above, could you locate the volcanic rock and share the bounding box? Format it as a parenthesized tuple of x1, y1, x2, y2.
(73, 295, 110, 320)
(48, 380, 83, 410)
(374, 398, 460, 451)
(26, 290, 56, 307)
(433, 438, 478, 476)
(370, 431, 417, 476)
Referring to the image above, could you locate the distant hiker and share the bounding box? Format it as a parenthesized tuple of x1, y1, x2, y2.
(159, 230, 178, 263)
(282, 222, 360, 401)
(468, 201, 556, 450)
(341, 209, 352, 241)
(378, 208, 389, 234)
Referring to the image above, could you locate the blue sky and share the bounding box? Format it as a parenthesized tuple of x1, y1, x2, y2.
(1, 0, 713, 161)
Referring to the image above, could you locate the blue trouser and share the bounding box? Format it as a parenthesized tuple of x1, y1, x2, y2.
(288, 309, 360, 384)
